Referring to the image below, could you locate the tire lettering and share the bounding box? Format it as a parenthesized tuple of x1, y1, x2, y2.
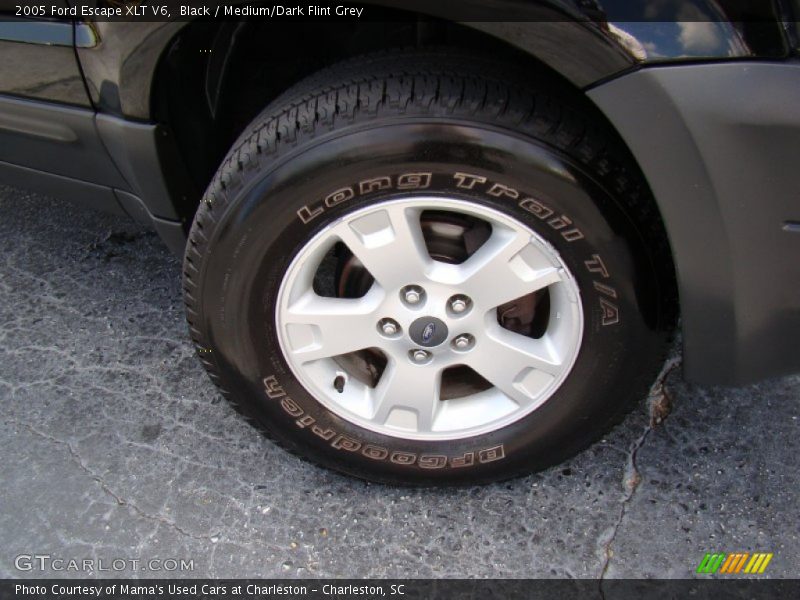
(362, 445, 389, 460)
(324, 187, 354, 208)
(263, 376, 286, 399)
(311, 425, 337, 441)
(518, 197, 583, 242)
(359, 176, 392, 194)
(561, 229, 584, 242)
(297, 172, 590, 245)
(453, 172, 487, 189)
(396, 172, 431, 190)
(390, 451, 417, 465)
(297, 204, 324, 225)
(593, 281, 618, 298)
(331, 435, 362, 452)
(547, 215, 573, 230)
(263, 376, 506, 469)
(295, 414, 316, 429)
(478, 445, 505, 463)
(585, 254, 610, 278)
(281, 397, 304, 417)
(519, 198, 554, 220)
(487, 183, 519, 199)
(418, 455, 448, 469)
(591, 280, 620, 326)
(450, 452, 475, 468)
(296, 172, 431, 224)
(599, 297, 620, 326)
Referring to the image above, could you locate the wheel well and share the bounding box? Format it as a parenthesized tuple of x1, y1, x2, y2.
(152, 10, 590, 213)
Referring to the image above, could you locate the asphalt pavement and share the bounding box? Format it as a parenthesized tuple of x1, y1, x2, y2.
(0, 186, 798, 579)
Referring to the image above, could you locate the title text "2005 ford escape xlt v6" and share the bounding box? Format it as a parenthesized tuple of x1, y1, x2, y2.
(2, 0, 799, 484)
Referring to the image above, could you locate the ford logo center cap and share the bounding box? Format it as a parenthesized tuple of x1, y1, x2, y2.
(409, 316, 448, 347)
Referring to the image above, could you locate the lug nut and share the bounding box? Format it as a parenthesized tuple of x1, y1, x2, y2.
(400, 285, 425, 306)
(448, 295, 472, 315)
(452, 334, 475, 351)
(379, 318, 400, 336)
(405, 290, 421, 304)
(411, 349, 430, 363)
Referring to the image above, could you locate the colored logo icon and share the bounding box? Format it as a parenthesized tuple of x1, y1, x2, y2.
(697, 552, 773, 574)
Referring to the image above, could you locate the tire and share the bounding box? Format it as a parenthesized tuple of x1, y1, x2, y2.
(183, 50, 676, 485)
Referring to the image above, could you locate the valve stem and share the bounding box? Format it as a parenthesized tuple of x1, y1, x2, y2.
(333, 373, 346, 394)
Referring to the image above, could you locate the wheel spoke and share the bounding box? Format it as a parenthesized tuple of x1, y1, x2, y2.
(465, 324, 563, 407)
(455, 227, 563, 310)
(334, 204, 431, 289)
(371, 359, 442, 432)
(282, 290, 380, 362)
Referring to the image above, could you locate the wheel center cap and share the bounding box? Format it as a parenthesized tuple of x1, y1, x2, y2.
(409, 316, 448, 347)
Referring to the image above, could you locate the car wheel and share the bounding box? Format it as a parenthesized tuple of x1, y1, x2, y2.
(183, 50, 676, 484)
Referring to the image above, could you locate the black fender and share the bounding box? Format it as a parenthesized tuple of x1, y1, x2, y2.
(589, 61, 800, 385)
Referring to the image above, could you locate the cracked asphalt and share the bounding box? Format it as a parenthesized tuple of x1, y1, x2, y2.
(1, 185, 798, 579)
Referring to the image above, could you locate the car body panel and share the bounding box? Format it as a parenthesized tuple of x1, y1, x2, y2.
(0, 95, 124, 186)
(0, 15, 91, 106)
(0, 96, 186, 248)
(589, 61, 800, 384)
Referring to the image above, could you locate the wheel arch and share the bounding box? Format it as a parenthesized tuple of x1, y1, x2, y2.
(147, 11, 634, 214)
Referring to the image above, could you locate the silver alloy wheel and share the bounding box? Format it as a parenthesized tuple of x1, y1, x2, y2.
(276, 197, 584, 441)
